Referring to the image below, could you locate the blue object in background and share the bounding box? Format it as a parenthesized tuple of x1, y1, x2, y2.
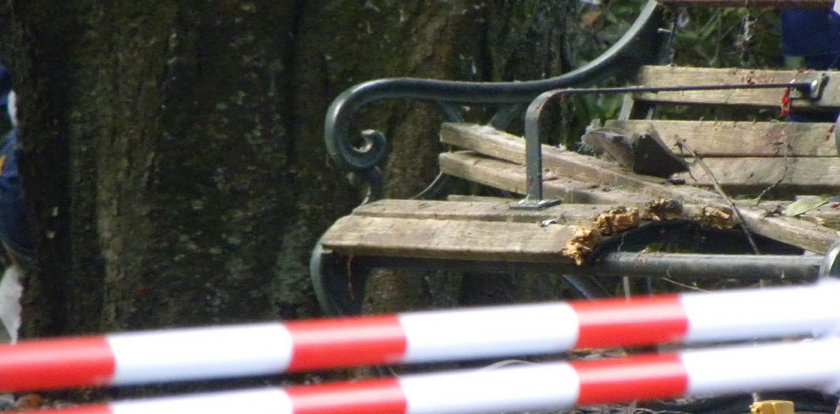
(0, 64, 33, 264)
(0, 65, 11, 107)
(0, 129, 32, 261)
(781, 9, 840, 69)
(782, 10, 840, 122)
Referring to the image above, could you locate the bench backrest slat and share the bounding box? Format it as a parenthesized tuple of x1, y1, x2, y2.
(611, 66, 840, 197)
(604, 119, 837, 157)
(633, 66, 840, 109)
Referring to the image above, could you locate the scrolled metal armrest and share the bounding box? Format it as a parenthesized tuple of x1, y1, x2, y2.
(323, 0, 666, 174)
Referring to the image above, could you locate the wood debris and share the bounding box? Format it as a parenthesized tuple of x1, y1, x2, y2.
(564, 207, 641, 265)
(644, 198, 684, 221)
(581, 126, 688, 178)
(562, 227, 602, 266)
(561, 200, 743, 265)
(699, 206, 737, 230)
(594, 206, 640, 235)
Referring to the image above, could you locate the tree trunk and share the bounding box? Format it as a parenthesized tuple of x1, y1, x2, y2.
(0, 0, 574, 340)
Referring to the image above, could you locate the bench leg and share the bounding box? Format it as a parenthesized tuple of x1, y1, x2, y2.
(310, 238, 369, 316)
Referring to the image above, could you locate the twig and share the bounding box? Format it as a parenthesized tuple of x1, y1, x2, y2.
(662, 277, 708, 292)
(676, 140, 761, 254)
(753, 134, 791, 204)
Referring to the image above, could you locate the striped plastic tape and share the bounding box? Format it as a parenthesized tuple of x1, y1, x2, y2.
(1, 281, 839, 391)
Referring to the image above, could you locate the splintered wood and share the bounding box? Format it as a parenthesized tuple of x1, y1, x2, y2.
(563, 206, 641, 265)
(562, 227, 602, 266)
(440, 122, 840, 253)
(323, 199, 735, 266)
(594, 207, 641, 235)
(645, 198, 683, 221)
(560, 200, 738, 265)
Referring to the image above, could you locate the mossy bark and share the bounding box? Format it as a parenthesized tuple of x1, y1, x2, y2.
(0, 0, 573, 338)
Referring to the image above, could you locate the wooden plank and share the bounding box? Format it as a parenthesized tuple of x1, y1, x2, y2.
(441, 123, 680, 194)
(353, 199, 624, 225)
(800, 210, 840, 230)
(604, 120, 837, 157)
(633, 66, 840, 109)
(321, 215, 578, 263)
(441, 123, 840, 196)
(441, 123, 840, 252)
(677, 157, 840, 194)
(438, 154, 840, 231)
(438, 151, 652, 204)
(436, 150, 840, 232)
(359, 194, 840, 232)
(656, 0, 831, 7)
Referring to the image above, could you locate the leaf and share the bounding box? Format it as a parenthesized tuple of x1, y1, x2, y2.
(783, 195, 830, 217)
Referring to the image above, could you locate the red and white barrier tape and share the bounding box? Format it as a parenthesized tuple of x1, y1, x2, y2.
(8, 338, 840, 414)
(2, 281, 840, 391)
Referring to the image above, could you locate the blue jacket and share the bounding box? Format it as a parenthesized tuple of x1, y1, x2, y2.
(782, 9, 840, 64)
(0, 130, 33, 258)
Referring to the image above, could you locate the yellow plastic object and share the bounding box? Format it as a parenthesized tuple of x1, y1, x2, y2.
(750, 400, 795, 414)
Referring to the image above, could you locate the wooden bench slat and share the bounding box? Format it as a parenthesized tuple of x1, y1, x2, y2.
(440, 123, 690, 194)
(353, 199, 623, 225)
(442, 122, 840, 194)
(680, 157, 840, 193)
(441, 123, 840, 253)
(604, 120, 837, 157)
(633, 66, 840, 108)
(441, 151, 840, 231)
(438, 151, 651, 204)
(321, 215, 577, 263)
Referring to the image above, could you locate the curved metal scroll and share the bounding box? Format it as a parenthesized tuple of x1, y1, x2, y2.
(323, 0, 667, 175)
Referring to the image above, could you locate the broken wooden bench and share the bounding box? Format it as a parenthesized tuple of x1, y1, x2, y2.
(312, 65, 840, 315)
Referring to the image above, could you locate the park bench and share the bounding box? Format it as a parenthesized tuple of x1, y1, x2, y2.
(2, 2, 840, 414)
(312, 0, 840, 315)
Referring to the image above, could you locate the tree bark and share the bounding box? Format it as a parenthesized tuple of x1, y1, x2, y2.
(0, 0, 573, 339)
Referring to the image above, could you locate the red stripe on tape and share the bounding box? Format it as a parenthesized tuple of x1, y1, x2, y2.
(571, 295, 688, 348)
(12, 405, 114, 414)
(287, 315, 407, 371)
(288, 377, 407, 414)
(574, 354, 688, 405)
(0, 337, 115, 391)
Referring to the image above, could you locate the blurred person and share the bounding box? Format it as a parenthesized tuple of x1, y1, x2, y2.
(0, 65, 33, 343)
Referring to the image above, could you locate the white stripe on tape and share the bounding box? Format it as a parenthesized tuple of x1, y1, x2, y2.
(109, 323, 293, 385)
(399, 303, 578, 363)
(681, 284, 840, 342)
(111, 388, 292, 414)
(683, 339, 840, 396)
(401, 362, 579, 414)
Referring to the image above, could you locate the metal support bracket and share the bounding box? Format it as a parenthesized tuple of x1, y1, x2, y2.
(510, 197, 562, 210)
(791, 72, 828, 101)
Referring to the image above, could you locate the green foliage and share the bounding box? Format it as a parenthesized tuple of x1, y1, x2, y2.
(565, 0, 640, 68)
(671, 6, 783, 68)
(561, 1, 786, 147)
(784, 196, 830, 217)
